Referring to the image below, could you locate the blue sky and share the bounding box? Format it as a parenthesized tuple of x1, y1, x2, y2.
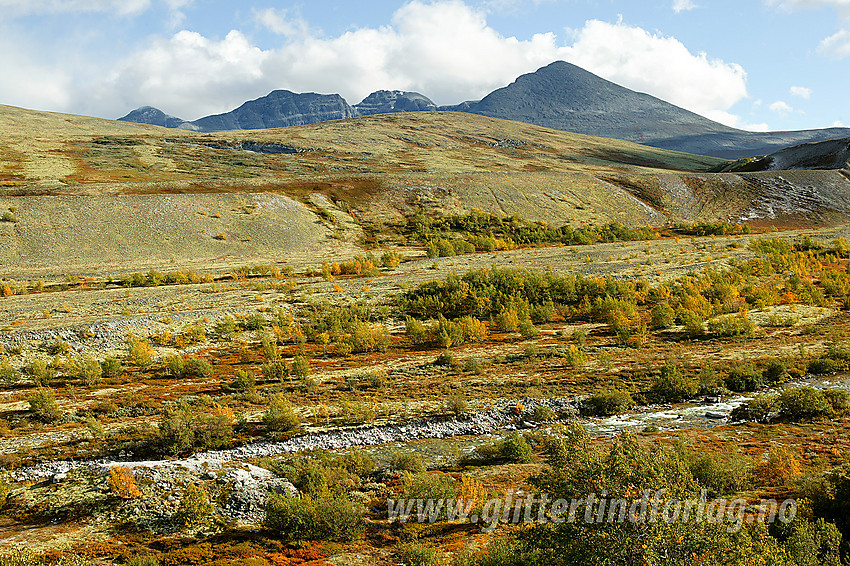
(0, 0, 847, 132)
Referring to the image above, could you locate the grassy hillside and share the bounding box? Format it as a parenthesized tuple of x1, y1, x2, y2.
(0, 106, 724, 191)
(1, 105, 849, 277)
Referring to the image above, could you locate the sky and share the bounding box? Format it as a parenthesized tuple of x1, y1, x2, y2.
(0, 0, 847, 132)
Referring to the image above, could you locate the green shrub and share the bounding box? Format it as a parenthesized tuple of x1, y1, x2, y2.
(434, 351, 455, 366)
(823, 389, 850, 414)
(164, 355, 185, 378)
(264, 492, 364, 543)
(264, 493, 317, 542)
(520, 426, 793, 566)
(28, 388, 61, 422)
(395, 542, 445, 566)
(697, 364, 724, 393)
(779, 517, 842, 566)
(730, 395, 778, 422)
(263, 395, 300, 432)
(333, 449, 375, 478)
(563, 345, 587, 368)
(778, 387, 834, 421)
(808, 358, 840, 375)
(158, 399, 233, 455)
(650, 302, 675, 329)
(339, 401, 375, 425)
(183, 357, 212, 378)
(649, 364, 698, 402)
(389, 451, 427, 473)
(291, 355, 311, 378)
(724, 362, 764, 392)
(763, 359, 789, 383)
(0, 357, 19, 384)
(581, 390, 634, 416)
(314, 492, 366, 541)
(532, 405, 556, 422)
(125, 556, 160, 566)
(75, 356, 102, 386)
(262, 360, 289, 382)
(443, 393, 469, 416)
(22, 359, 51, 385)
(127, 335, 154, 368)
(473, 431, 533, 464)
(682, 448, 753, 496)
(230, 369, 255, 392)
(176, 483, 214, 528)
(0, 471, 10, 507)
(706, 312, 754, 337)
(402, 471, 457, 501)
(100, 357, 124, 379)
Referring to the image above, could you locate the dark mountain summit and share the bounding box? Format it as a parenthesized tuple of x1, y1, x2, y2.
(459, 62, 850, 158)
(354, 90, 436, 115)
(189, 90, 356, 133)
(118, 106, 186, 129)
(463, 61, 738, 144)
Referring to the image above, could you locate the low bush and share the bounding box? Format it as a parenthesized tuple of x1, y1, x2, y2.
(28, 388, 61, 422)
(183, 357, 212, 378)
(649, 364, 698, 403)
(264, 492, 364, 543)
(389, 451, 427, 473)
(100, 356, 124, 379)
(532, 405, 556, 422)
(176, 483, 214, 528)
(395, 542, 444, 566)
(753, 446, 802, 487)
(472, 431, 533, 464)
(443, 393, 469, 416)
(127, 335, 154, 368)
(724, 362, 764, 392)
(229, 369, 255, 392)
(158, 400, 234, 455)
(402, 471, 457, 501)
(679, 445, 753, 496)
(706, 312, 755, 337)
(263, 395, 300, 432)
(22, 359, 52, 385)
(164, 355, 184, 378)
(581, 390, 634, 416)
(730, 395, 778, 422)
(778, 387, 844, 421)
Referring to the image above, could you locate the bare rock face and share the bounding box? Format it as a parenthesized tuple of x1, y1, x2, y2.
(190, 90, 356, 132)
(354, 90, 437, 115)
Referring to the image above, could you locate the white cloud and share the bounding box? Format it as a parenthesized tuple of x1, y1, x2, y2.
(97, 30, 270, 118)
(818, 29, 850, 57)
(768, 1, 850, 57)
(563, 20, 747, 126)
(834, 120, 846, 126)
(770, 100, 794, 113)
(743, 123, 771, 132)
(672, 0, 697, 13)
(768, 0, 850, 13)
(0, 33, 73, 111)
(254, 8, 309, 38)
(0, 0, 152, 16)
(14, 1, 749, 127)
(790, 85, 812, 98)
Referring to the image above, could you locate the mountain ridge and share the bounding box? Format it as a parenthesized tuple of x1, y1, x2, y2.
(116, 61, 850, 159)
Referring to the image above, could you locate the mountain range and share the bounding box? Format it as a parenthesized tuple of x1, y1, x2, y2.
(118, 61, 850, 159)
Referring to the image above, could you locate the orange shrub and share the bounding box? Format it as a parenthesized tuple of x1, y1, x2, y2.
(108, 466, 142, 499)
